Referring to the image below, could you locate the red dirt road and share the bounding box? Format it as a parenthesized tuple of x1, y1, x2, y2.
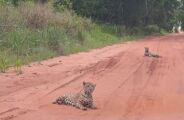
(1, 34, 184, 120)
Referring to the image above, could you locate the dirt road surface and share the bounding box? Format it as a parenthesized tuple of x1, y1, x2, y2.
(0, 33, 184, 120)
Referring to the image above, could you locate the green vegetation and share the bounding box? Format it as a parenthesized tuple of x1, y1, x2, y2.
(15, 57, 23, 74)
(0, 3, 145, 72)
(69, 0, 184, 30)
(0, 54, 9, 73)
(1, 0, 183, 72)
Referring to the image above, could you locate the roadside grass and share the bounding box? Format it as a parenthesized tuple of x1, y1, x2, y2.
(0, 54, 9, 73)
(0, 2, 161, 73)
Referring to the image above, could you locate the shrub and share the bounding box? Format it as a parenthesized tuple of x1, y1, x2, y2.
(53, 0, 72, 11)
(0, 2, 141, 70)
(19, 3, 52, 28)
(144, 25, 160, 35)
(100, 24, 126, 37)
(126, 27, 144, 36)
(0, 55, 9, 73)
(45, 26, 64, 55)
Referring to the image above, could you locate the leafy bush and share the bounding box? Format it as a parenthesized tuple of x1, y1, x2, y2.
(144, 25, 160, 35)
(1, 0, 32, 6)
(0, 2, 146, 71)
(0, 3, 94, 70)
(53, 0, 72, 11)
(126, 27, 144, 36)
(19, 3, 53, 28)
(100, 24, 126, 37)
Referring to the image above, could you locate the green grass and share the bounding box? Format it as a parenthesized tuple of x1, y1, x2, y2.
(0, 3, 151, 73)
(0, 53, 9, 73)
(14, 57, 23, 74)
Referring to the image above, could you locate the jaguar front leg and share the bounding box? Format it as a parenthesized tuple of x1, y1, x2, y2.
(75, 103, 87, 110)
(90, 103, 97, 109)
(86, 102, 97, 109)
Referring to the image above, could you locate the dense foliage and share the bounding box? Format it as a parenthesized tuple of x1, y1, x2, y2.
(0, 0, 182, 72)
(53, 0, 184, 29)
(1, 2, 140, 72)
(3, 0, 184, 29)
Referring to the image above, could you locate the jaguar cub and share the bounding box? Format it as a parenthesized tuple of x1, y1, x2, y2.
(53, 81, 96, 110)
(144, 47, 160, 58)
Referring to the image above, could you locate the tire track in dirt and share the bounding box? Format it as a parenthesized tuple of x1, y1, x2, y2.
(93, 36, 164, 120)
(1, 34, 184, 120)
(44, 51, 126, 96)
(90, 43, 148, 120)
(92, 61, 144, 120)
(14, 44, 140, 119)
(121, 36, 164, 119)
(120, 34, 184, 120)
(0, 110, 33, 120)
(0, 48, 129, 120)
(43, 45, 136, 98)
(123, 59, 160, 118)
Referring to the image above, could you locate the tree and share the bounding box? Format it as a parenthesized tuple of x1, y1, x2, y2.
(54, 0, 184, 29)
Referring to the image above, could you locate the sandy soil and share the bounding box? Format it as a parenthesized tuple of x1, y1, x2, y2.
(0, 33, 184, 120)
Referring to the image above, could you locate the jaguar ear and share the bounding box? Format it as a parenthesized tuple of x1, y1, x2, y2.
(83, 81, 86, 86)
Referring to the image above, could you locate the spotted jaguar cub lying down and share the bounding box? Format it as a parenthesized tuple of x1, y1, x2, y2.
(53, 82, 96, 110)
(144, 47, 160, 58)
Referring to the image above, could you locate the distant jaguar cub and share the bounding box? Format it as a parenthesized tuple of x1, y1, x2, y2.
(53, 82, 96, 110)
(144, 47, 160, 58)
